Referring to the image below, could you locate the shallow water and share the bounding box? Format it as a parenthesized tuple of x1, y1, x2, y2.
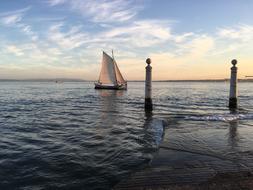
(152, 82, 253, 172)
(0, 81, 253, 189)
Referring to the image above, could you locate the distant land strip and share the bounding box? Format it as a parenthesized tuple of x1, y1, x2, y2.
(0, 78, 87, 82)
(0, 79, 253, 82)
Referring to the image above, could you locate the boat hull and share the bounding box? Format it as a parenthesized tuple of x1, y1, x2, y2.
(94, 83, 127, 90)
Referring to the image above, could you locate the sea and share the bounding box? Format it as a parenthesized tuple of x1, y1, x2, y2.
(0, 81, 253, 189)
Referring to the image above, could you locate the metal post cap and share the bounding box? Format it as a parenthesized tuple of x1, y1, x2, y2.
(231, 59, 237, 66)
(146, 58, 151, 64)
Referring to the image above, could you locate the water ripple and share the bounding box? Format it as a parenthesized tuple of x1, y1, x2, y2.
(1, 81, 253, 189)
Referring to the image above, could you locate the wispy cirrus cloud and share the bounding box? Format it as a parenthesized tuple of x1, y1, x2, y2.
(0, 6, 38, 41)
(210, 24, 253, 56)
(100, 20, 172, 47)
(218, 24, 253, 42)
(2, 42, 66, 66)
(45, 18, 195, 58)
(0, 6, 31, 25)
(48, 0, 66, 6)
(48, 23, 89, 49)
(175, 35, 214, 58)
(1, 14, 22, 25)
(0, 6, 31, 17)
(48, 0, 143, 23)
(174, 32, 194, 43)
(18, 23, 38, 41)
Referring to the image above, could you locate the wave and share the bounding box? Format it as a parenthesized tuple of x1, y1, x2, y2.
(185, 113, 253, 122)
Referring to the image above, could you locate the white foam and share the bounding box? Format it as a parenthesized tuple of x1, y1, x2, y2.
(146, 119, 165, 146)
(185, 113, 253, 122)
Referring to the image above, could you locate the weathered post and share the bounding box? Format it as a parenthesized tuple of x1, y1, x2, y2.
(145, 58, 152, 110)
(229, 59, 238, 109)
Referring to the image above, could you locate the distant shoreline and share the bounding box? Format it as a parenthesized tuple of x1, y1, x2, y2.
(0, 79, 253, 82)
(130, 79, 253, 82)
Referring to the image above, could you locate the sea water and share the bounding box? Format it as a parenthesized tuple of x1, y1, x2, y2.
(0, 81, 253, 189)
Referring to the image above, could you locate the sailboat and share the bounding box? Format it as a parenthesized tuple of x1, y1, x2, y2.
(94, 51, 127, 90)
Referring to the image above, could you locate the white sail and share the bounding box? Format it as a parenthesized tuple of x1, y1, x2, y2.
(114, 60, 126, 84)
(98, 52, 117, 85)
(95, 51, 127, 90)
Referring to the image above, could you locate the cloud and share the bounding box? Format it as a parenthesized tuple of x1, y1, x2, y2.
(104, 20, 171, 38)
(2, 42, 65, 66)
(44, 18, 198, 67)
(0, 6, 38, 41)
(17, 23, 38, 41)
(6, 45, 24, 56)
(48, 48, 63, 55)
(29, 16, 65, 22)
(48, 0, 142, 23)
(218, 24, 253, 42)
(1, 14, 22, 25)
(85, 20, 171, 48)
(0, 6, 31, 17)
(150, 35, 215, 64)
(181, 35, 214, 58)
(173, 32, 194, 43)
(214, 24, 253, 56)
(48, 0, 66, 6)
(0, 6, 30, 25)
(48, 23, 89, 49)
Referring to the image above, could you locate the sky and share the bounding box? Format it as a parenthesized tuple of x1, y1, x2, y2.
(0, 0, 253, 80)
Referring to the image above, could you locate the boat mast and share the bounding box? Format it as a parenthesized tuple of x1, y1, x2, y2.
(112, 49, 114, 59)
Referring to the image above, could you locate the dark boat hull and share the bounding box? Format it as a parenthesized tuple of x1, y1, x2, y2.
(94, 83, 127, 90)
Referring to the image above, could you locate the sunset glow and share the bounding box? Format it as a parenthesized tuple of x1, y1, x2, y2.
(0, 0, 253, 80)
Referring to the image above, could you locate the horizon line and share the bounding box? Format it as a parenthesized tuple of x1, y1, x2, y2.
(0, 78, 252, 82)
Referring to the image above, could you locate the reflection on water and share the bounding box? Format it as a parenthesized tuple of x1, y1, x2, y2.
(144, 109, 153, 122)
(143, 109, 164, 151)
(97, 90, 124, 125)
(228, 120, 239, 149)
(97, 89, 125, 97)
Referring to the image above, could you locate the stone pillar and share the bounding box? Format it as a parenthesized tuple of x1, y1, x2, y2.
(229, 59, 238, 109)
(145, 58, 152, 110)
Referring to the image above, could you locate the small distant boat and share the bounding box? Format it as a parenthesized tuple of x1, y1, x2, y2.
(95, 51, 127, 90)
(55, 80, 63, 84)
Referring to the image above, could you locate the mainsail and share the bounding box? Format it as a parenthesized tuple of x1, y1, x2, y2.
(98, 52, 117, 85)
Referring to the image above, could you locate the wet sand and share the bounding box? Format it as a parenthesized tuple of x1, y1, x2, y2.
(114, 147, 253, 190)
